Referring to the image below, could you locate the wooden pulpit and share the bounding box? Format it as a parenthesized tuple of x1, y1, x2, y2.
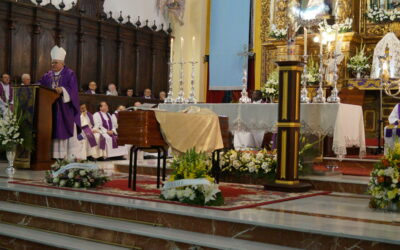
(14, 85, 60, 170)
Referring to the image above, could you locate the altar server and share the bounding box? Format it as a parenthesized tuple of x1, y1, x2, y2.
(78, 103, 98, 159)
(0, 73, 13, 116)
(93, 101, 127, 159)
(38, 45, 81, 159)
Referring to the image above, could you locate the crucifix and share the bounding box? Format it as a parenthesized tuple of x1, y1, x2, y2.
(238, 44, 254, 103)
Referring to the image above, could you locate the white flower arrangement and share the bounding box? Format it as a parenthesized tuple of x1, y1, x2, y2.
(318, 18, 353, 34)
(0, 108, 24, 151)
(347, 44, 371, 75)
(305, 57, 320, 85)
(366, 5, 400, 23)
(161, 149, 224, 206)
(45, 159, 109, 188)
(261, 69, 279, 100)
(269, 24, 287, 40)
(220, 149, 277, 180)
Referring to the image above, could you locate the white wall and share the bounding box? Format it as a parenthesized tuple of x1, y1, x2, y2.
(28, 0, 166, 27)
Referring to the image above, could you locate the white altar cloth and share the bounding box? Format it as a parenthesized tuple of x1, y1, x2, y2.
(159, 103, 366, 158)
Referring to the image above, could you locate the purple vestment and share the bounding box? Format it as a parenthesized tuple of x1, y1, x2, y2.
(0, 82, 13, 103)
(38, 66, 81, 140)
(85, 90, 96, 94)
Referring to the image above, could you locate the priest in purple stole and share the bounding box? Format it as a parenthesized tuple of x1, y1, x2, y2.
(0, 73, 13, 116)
(78, 103, 99, 159)
(38, 45, 81, 159)
(93, 101, 127, 159)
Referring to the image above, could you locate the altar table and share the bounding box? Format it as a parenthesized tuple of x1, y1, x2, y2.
(159, 103, 366, 158)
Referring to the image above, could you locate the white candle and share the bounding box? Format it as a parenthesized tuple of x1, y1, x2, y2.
(304, 27, 307, 56)
(334, 27, 339, 53)
(192, 36, 195, 61)
(170, 37, 174, 62)
(180, 37, 184, 62)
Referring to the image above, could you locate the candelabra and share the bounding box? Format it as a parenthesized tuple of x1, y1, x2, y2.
(313, 53, 326, 103)
(327, 51, 341, 103)
(164, 61, 176, 104)
(175, 61, 187, 104)
(187, 60, 198, 104)
(239, 68, 251, 103)
(300, 55, 310, 103)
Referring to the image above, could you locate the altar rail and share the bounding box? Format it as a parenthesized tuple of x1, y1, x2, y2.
(0, 0, 170, 96)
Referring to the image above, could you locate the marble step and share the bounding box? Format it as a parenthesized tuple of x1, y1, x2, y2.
(0, 201, 293, 250)
(0, 222, 130, 250)
(0, 187, 397, 250)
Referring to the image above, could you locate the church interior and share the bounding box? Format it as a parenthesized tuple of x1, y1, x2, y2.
(0, 0, 400, 249)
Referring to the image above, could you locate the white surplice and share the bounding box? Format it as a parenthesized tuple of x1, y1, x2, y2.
(0, 82, 13, 116)
(78, 113, 100, 159)
(93, 111, 127, 158)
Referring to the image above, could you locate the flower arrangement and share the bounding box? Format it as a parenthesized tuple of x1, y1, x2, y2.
(269, 24, 287, 40)
(45, 159, 109, 188)
(318, 18, 353, 34)
(368, 143, 400, 210)
(347, 44, 371, 77)
(161, 149, 224, 206)
(261, 69, 279, 101)
(220, 149, 277, 181)
(366, 5, 400, 23)
(0, 109, 24, 151)
(305, 57, 320, 85)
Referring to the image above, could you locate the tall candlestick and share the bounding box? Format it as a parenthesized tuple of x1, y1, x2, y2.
(170, 37, 174, 62)
(319, 31, 323, 56)
(180, 37, 184, 62)
(304, 27, 307, 56)
(192, 36, 195, 61)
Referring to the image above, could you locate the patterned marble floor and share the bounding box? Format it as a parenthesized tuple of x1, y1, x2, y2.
(0, 162, 399, 246)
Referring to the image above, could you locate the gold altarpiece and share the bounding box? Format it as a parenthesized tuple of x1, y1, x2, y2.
(260, 0, 400, 138)
(260, 0, 400, 86)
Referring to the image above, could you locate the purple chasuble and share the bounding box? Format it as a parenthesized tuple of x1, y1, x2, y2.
(99, 112, 118, 149)
(38, 66, 81, 140)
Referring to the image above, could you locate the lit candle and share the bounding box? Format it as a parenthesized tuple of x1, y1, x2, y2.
(170, 37, 174, 62)
(192, 36, 195, 61)
(304, 27, 308, 56)
(180, 37, 184, 62)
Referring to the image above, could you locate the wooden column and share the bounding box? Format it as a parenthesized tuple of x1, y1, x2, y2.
(264, 60, 312, 192)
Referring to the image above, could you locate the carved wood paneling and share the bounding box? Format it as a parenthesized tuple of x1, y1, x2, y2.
(0, 0, 170, 96)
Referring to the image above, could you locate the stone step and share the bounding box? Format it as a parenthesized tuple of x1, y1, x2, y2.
(0, 222, 130, 250)
(0, 186, 396, 249)
(0, 201, 291, 250)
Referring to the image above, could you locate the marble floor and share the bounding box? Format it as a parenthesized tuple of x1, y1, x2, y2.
(0, 162, 399, 247)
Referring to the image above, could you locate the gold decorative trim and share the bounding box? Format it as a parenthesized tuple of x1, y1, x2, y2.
(294, 130, 299, 179)
(282, 72, 288, 120)
(280, 130, 287, 179)
(277, 122, 301, 127)
(278, 66, 303, 72)
(295, 72, 300, 120)
(276, 180, 300, 185)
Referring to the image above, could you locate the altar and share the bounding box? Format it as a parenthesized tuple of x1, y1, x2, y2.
(159, 103, 366, 158)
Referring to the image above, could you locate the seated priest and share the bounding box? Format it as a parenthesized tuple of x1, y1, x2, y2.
(0, 73, 13, 115)
(21, 73, 31, 85)
(126, 89, 134, 97)
(106, 83, 118, 96)
(93, 101, 127, 159)
(78, 103, 99, 159)
(38, 45, 81, 159)
(85, 81, 97, 94)
(143, 88, 152, 99)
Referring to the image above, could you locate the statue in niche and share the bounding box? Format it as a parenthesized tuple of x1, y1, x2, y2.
(300, 0, 333, 15)
(157, 0, 186, 25)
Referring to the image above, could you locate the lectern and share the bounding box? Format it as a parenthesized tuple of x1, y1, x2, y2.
(14, 85, 60, 170)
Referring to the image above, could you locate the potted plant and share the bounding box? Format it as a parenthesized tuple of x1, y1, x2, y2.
(347, 44, 371, 79)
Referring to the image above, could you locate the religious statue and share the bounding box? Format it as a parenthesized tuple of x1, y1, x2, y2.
(157, 0, 185, 25)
